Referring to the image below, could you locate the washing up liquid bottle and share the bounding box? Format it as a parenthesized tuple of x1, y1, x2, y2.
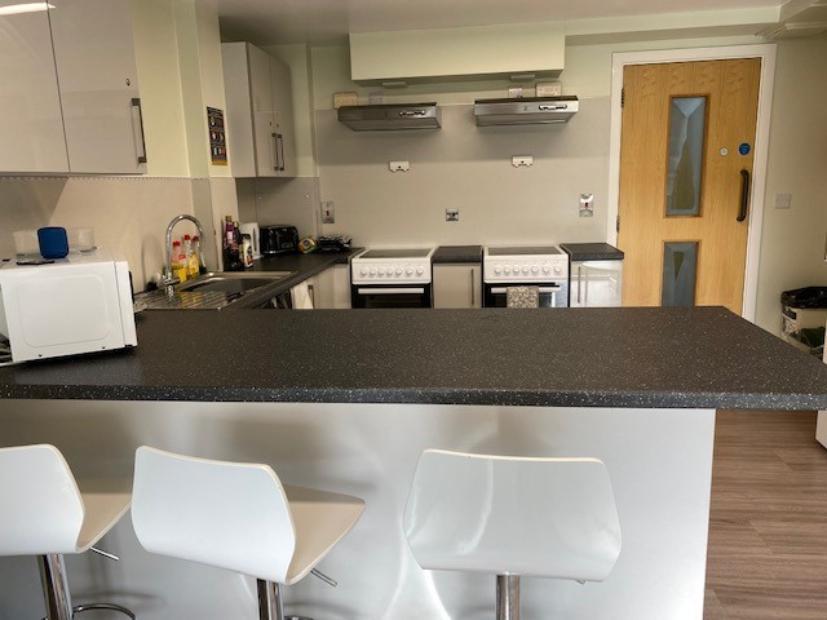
(171, 240, 188, 283)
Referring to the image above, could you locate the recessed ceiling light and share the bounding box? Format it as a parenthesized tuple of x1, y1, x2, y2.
(0, 3, 55, 16)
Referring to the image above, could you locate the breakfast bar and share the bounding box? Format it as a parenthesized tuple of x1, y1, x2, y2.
(2, 307, 827, 619)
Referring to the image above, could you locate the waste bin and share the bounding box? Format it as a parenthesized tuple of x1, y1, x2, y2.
(781, 287, 827, 357)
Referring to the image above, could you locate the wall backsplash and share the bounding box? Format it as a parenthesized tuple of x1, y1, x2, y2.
(0, 176, 200, 290)
(236, 177, 320, 239)
(315, 98, 610, 247)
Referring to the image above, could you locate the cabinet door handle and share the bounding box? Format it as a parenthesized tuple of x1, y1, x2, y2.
(576, 265, 582, 304)
(130, 98, 147, 164)
(276, 133, 285, 171)
(270, 133, 281, 170)
(470, 268, 476, 306)
(737, 169, 750, 222)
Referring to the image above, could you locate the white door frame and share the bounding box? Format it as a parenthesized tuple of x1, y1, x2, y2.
(606, 44, 776, 322)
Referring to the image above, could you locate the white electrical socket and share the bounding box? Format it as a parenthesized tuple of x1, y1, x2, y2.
(512, 155, 533, 168)
(579, 193, 594, 218)
(321, 201, 335, 224)
(389, 161, 410, 172)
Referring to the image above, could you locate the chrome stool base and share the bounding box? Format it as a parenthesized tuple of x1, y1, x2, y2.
(257, 579, 315, 620)
(496, 575, 521, 620)
(38, 554, 135, 620)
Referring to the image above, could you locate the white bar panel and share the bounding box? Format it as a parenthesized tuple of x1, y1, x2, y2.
(0, 401, 715, 619)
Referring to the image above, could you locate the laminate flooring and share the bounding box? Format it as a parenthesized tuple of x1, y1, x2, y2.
(704, 411, 827, 619)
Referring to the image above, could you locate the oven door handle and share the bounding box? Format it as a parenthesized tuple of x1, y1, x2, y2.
(489, 286, 561, 294)
(357, 287, 425, 295)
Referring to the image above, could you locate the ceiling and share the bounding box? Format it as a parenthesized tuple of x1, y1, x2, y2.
(216, 0, 782, 45)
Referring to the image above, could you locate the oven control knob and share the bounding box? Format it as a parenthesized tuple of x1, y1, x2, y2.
(360, 268, 367, 276)
(503, 266, 511, 275)
(531, 265, 539, 274)
(405, 267, 413, 276)
(542, 265, 551, 274)
(416, 267, 424, 275)
(396, 267, 403, 275)
(553, 266, 562, 275)
(378, 267, 385, 275)
(521, 266, 530, 275)
(369, 268, 376, 276)
(494, 266, 502, 275)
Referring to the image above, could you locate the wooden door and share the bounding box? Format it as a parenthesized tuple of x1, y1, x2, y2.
(617, 59, 761, 313)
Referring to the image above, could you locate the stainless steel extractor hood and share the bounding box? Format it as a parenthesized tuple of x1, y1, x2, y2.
(337, 102, 441, 131)
(474, 96, 579, 126)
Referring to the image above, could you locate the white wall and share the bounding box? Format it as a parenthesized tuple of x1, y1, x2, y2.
(0, 177, 198, 288)
(307, 36, 763, 248)
(755, 37, 827, 334)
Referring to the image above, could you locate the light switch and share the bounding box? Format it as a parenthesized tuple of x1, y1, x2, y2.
(445, 209, 459, 222)
(512, 155, 533, 168)
(775, 193, 792, 209)
(389, 161, 410, 173)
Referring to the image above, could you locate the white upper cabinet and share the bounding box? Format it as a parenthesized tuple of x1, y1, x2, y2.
(222, 42, 296, 179)
(48, 0, 146, 174)
(269, 56, 296, 178)
(350, 23, 565, 84)
(0, 1, 68, 173)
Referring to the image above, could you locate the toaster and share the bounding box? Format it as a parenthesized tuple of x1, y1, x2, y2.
(260, 225, 299, 255)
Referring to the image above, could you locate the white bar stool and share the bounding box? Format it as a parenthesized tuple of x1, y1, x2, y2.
(131, 446, 365, 620)
(404, 449, 622, 620)
(0, 444, 134, 620)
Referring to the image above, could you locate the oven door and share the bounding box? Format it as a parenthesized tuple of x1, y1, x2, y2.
(351, 284, 432, 308)
(484, 282, 569, 308)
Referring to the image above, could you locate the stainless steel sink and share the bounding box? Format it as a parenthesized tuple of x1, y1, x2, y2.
(137, 271, 295, 311)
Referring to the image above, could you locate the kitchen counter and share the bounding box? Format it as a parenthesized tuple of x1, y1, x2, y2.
(433, 245, 483, 263)
(560, 242, 625, 261)
(231, 248, 362, 308)
(1, 306, 826, 409)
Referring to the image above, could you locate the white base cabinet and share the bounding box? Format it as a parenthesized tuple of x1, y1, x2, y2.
(0, 2, 68, 173)
(433, 264, 482, 309)
(314, 265, 351, 309)
(291, 265, 351, 310)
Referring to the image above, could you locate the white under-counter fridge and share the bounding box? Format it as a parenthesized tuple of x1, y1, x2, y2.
(817, 320, 827, 448)
(560, 243, 624, 308)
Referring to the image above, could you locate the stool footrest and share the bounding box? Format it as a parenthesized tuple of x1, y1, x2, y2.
(73, 602, 136, 619)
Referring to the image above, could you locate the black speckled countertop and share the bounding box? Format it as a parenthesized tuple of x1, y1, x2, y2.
(227, 248, 362, 308)
(560, 243, 625, 262)
(1, 307, 826, 410)
(433, 246, 483, 264)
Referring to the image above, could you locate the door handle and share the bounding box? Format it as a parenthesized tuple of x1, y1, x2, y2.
(737, 169, 751, 222)
(130, 98, 147, 164)
(470, 268, 476, 306)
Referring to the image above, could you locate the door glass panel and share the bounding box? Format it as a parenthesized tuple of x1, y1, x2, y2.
(662, 242, 698, 307)
(666, 96, 706, 217)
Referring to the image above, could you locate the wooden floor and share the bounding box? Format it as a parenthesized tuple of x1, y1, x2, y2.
(704, 411, 827, 619)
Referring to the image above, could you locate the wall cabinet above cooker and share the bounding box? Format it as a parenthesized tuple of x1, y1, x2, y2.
(349, 23, 564, 85)
(0, 0, 146, 175)
(221, 42, 297, 178)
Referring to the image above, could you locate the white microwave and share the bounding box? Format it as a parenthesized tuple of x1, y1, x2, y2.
(0, 252, 137, 364)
